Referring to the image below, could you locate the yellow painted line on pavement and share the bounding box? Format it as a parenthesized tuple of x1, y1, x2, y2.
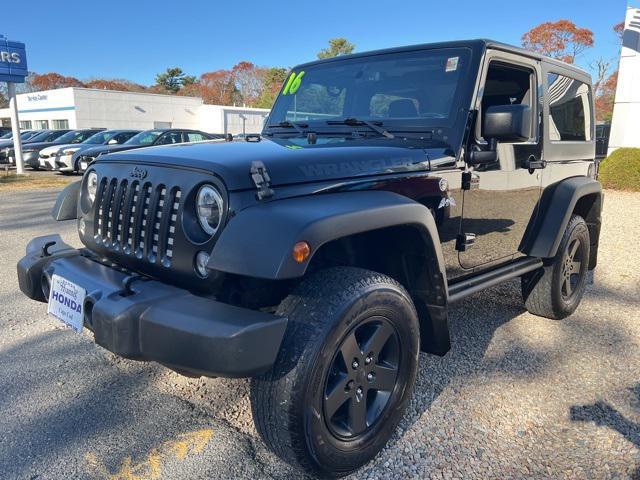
(85, 428, 214, 480)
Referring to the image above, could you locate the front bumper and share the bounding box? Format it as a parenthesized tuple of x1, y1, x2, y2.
(56, 155, 74, 171)
(17, 235, 288, 378)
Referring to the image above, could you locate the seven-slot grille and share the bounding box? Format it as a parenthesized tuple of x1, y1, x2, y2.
(94, 178, 181, 267)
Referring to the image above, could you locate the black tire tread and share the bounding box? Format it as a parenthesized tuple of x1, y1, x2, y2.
(522, 214, 589, 319)
(250, 266, 413, 477)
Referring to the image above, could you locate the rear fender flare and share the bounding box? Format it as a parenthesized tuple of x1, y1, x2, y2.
(523, 176, 602, 260)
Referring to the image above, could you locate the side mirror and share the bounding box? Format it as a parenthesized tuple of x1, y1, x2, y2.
(107, 138, 119, 145)
(483, 104, 531, 142)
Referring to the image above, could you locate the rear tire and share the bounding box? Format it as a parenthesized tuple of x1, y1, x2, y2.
(521, 214, 590, 319)
(250, 267, 420, 478)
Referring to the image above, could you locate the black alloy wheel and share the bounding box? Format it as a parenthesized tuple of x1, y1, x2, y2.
(323, 317, 400, 439)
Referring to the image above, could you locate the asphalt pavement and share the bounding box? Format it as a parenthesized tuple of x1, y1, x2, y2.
(1, 188, 639, 479)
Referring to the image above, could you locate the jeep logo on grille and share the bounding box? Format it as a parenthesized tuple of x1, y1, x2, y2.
(130, 167, 148, 179)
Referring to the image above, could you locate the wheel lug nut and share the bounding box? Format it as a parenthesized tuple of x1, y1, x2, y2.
(365, 356, 372, 365)
(367, 372, 375, 382)
(352, 360, 359, 369)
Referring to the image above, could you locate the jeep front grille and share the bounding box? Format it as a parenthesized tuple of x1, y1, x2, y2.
(94, 178, 181, 267)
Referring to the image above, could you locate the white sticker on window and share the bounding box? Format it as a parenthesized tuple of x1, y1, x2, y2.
(445, 57, 459, 72)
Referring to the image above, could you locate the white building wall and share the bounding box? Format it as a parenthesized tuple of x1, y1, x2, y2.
(608, 7, 640, 154)
(0, 87, 270, 134)
(73, 88, 203, 130)
(0, 88, 77, 129)
(199, 105, 269, 134)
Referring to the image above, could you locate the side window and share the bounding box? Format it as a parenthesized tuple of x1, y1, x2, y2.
(156, 132, 183, 145)
(547, 73, 592, 142)
(479, 61, 536, 141)
(186, 132, 206, 142)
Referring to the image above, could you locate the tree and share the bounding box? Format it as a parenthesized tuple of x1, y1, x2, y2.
(592, 57, 612, 98)
(198, 69, 236, 105)
(595, 71, 618, 123)
(154, 67, 191, 93)
(614, 21, 625, 41)
(522, 20, 594, 63)
(0, 72, 38, 107)
(231, 61, 265, 106)
(255, 67, 289, 108)
(84, 78, 146, 92)
(317, 38, 355, 59)
(30, 72, 85, 90)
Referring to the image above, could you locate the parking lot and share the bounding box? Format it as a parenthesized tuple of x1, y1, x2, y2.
(1, 186, 639, 480)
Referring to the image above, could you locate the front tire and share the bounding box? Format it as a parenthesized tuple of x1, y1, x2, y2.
(522, 214, 590, 319)
(250, 267, 420, 478)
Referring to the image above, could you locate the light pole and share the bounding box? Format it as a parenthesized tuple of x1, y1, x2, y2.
(7, 82, 24, 174)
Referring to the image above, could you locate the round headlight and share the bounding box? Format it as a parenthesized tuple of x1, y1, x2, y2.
(196, 185, 224, 236)
(87, 171, 98, 204)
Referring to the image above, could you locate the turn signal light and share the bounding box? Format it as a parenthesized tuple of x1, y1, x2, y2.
(292, 241, 311, 263)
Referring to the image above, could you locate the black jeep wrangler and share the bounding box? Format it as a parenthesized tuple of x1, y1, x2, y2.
(17, 40, 602, 477)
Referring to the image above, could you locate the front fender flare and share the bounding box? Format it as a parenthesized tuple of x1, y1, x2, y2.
(209, 190, 446, 281)
(51, 180, 80, 221)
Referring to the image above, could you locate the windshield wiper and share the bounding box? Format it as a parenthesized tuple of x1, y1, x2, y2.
(326, 117, 395, 139)
(267, 120, 308, 135)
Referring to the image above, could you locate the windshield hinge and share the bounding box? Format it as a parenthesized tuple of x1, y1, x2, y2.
(250, 161, 274, 200)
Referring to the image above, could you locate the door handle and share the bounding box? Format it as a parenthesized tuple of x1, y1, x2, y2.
(525, 156, 546, 170)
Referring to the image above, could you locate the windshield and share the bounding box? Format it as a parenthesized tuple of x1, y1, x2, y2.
(56, 131, 83, 143)
(0, 132, 12, 139)
(125, 130, 163, 146)
(268, 48, 471, 131)
(82, 131, 115, 144)
(20, 131, 36, 139)
(25, 131, 51, 142)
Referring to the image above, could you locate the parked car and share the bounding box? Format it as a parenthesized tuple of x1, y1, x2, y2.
(17, 39, 602, 478)
(596, 123, 611, 159)
(4, 130, 73, 164)
(75, 129, 215, 172)
(44, 129, 140, 173)
(31, 129, 105, 170)
(0, 130, 37, 162)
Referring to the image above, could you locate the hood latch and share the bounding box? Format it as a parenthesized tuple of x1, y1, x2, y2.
(250, 161, 274, 200)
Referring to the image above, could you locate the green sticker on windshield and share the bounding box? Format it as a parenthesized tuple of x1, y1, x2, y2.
(283, 71, 305, 95)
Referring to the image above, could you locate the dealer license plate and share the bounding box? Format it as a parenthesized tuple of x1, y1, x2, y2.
(47, 274, 86, 333)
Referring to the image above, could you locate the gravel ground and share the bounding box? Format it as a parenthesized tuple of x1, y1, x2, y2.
(0, 188, 639, 479)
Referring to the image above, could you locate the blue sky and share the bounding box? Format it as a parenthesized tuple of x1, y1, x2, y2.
(4, 0, 632, 84)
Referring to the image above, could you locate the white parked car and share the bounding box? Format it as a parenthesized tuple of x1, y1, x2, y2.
(37, 129, 105, 170)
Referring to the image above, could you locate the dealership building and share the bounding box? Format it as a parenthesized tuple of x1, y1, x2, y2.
(0, 87, 270, 135)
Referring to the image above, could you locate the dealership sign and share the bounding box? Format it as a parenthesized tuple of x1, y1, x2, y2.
(0, 35, 28, 83)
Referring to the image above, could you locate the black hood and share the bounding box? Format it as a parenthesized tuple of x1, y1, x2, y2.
(97, 137, 455, 191)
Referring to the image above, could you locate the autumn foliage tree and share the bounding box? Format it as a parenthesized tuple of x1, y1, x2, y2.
(522, 20, 594, 63)
(84, 78, 146, 92)
(31, 72, 85, 90)
(199, 70, 237, 105)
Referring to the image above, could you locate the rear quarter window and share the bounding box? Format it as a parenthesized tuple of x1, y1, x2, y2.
(548, 73, 592, 142)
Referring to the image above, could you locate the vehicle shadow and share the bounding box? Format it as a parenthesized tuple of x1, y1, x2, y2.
(570, 386, 640, 479)
(379, 277, 640, 476)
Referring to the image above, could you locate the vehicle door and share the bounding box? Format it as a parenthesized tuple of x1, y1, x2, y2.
(459, 50, 544, 270)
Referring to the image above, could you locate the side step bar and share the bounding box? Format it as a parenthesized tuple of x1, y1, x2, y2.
(448, 257, 543, 304)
